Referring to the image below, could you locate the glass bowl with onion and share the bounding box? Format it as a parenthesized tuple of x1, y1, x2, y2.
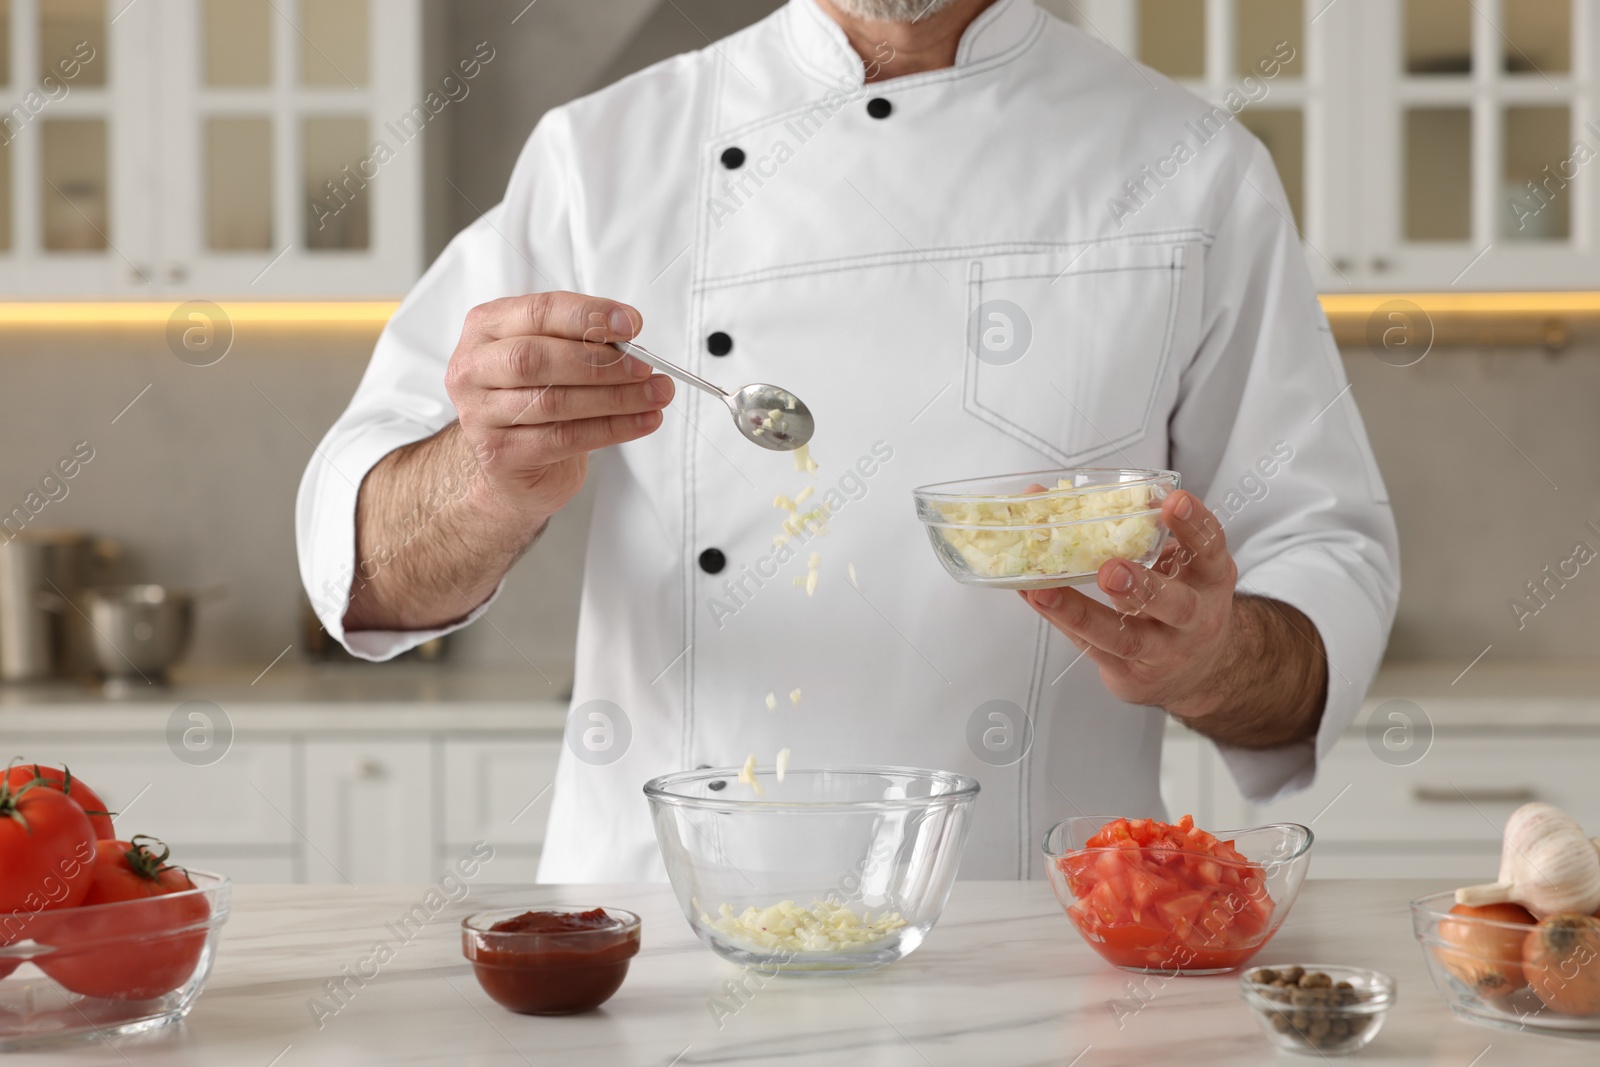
(644, 766, 978, 975)
(912, 468, 1179, 590)
(1411, 891, 1600, 1035)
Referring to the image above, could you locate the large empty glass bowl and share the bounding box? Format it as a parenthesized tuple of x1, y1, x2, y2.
(645, 765, 978, 975)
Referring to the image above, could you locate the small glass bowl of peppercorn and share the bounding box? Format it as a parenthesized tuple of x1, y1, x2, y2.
(1239, 964, 1396, 1055)
(462, 906, 641, 1015)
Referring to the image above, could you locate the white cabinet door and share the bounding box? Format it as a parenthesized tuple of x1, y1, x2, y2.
(1282, 849, 1502, 880)
(456, 850, 544, 885)
(0, 0, 160, 294)
(4, 736, 296, 847)
(302, 738, 435, 885)
(177, 849, 298, 884)
(1205, 732, 1600, 879)
(1250, 734, 1595, 843)
(441, 738, 560, 881)
(1160, 732, 1209, 826)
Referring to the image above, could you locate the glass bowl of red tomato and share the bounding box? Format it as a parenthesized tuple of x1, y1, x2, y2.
(1042, 815, 1313, 975)
(0, 869, 231, 1050)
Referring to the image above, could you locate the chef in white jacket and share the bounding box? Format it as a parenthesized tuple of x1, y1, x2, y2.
(297, 0, 1399, 881)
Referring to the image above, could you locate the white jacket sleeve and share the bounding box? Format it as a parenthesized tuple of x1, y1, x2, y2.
(1168, 142, 1401, 803)
(295, 111, 581, 660)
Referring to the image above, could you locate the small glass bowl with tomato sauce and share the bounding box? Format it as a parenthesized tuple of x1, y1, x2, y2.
(1042, 815, 1313, 976)
(462, 906, 641, 1015)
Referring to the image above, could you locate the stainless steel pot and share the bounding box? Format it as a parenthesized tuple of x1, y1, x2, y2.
(72, 585, 219, 680)
(0, 529, 88, 681)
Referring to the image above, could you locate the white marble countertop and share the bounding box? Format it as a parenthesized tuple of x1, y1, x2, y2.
(9, 879, 1594, 1066)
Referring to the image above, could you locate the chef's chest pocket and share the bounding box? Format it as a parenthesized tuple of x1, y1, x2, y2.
(962, 243, 1189, 466)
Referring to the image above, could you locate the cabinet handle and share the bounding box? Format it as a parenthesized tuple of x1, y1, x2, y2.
(355, 758, 386, 780)
(1412, 786, 1536, 804)
(1370, 257, 1393, 273)
(128, 264, 152, 285)
(1332, 256, 1354, 273)
(166, 264, 188, 283)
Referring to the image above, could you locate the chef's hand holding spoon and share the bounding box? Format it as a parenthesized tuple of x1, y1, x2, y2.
(1018, 490, 1330, 749)
(446, 291, 674, 517)
(345, 291, 672, 632)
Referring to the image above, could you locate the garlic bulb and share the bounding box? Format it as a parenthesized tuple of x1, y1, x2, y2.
(1456, 803, 1600, 919)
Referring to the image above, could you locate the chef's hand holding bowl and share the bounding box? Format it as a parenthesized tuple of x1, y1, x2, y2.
(444, 291, 675, 520)
(1020, 488, 1258, 722)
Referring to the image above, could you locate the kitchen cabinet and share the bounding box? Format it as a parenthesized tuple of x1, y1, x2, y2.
(4, 665, 1593, 886)
(441, 737, 563, 877)
(0, 685, 569, 885)
(1164, 721, 1600, 880)
(302, 738, 436, 885)
(2, 736, 300, 879)
(0, 0, 421, 296)
(1074, 0, 1598, 290)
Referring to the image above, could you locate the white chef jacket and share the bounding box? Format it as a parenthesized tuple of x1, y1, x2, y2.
(297, 0, 1399, 882)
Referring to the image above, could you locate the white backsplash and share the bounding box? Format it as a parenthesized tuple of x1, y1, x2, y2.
(0, 327, 1592, 671)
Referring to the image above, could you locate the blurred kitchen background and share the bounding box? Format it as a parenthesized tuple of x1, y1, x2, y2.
(1, 0, 1597, 883)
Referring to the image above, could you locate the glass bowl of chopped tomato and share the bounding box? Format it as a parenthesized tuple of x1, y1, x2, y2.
(1042, 815, 1312, 975)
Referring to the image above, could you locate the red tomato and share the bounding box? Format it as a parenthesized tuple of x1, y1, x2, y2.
(3, 764, 115, 840)
(38, 837, 211, 1000)
(0, 773, 97, 915)
(1060, 815, 1276, 972)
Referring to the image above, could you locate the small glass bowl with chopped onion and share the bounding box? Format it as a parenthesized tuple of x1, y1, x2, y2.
(912, 468, 1179, 590)
(644, 766, 979, 975)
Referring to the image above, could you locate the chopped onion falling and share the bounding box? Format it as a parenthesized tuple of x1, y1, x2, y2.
(738, 753, 764, 797)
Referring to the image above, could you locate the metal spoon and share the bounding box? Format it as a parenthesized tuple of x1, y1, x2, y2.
(613, 340, 815, 452)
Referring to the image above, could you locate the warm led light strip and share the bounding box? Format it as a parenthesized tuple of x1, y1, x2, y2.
(1318, 292, 1600, 318)
(0, 301, 401, 326)
(0, 294, 1596, 328)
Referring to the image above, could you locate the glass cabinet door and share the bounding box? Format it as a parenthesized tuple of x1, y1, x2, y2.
(0, 0, 418, 296)
(154, 0, 420, 295)
(1065, 0, 1327, 274)
(1048, 0, 1599, 289)
(0, 0, 157, 294)
(1353, 0, 1593, 288)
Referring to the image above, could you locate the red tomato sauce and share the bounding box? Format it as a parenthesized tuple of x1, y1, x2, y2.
(490, 908, 619, 935)
(464, 908, 640, 1015)
(1058, 815, 1276, 973)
